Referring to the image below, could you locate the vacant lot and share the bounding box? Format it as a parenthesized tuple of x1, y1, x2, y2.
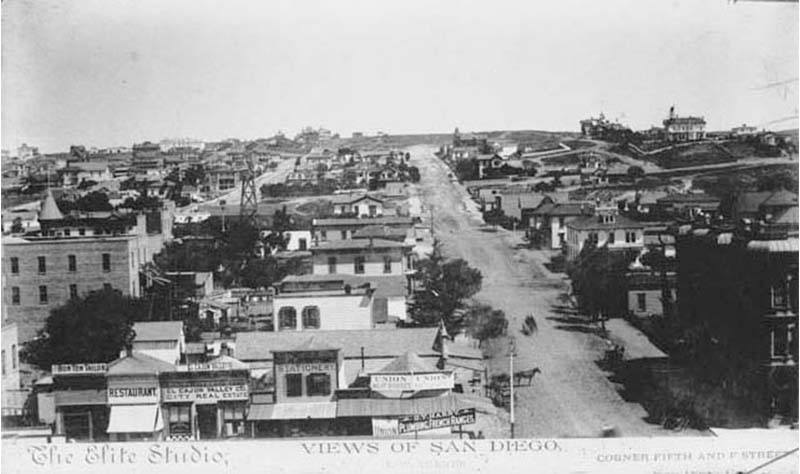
(648, 143, 735, 169)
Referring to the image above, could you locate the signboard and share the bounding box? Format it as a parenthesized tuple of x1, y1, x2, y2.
(371, 417, 399, 437)
(51, 363, 108, 375)
(162, 381, 248, 403)
(370, 372, 454, 391)
(107, 384, 159, 404)
(276, 363, 336, 374)
(186, 362, 234, 372)
(397, 408, 476, 434)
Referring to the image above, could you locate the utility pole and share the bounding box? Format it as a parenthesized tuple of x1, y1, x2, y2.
(509, 336, 516, 439)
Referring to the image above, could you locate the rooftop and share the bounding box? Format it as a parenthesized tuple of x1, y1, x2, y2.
(132, 321, 184, 342)
(313, 216, 414, 227)
(377, 352, 439, 373)
(235, 328, 442, 361)
(279, 274, 407, 298)
(567, 214, 647, 231)
(107, 351, 176, 376)
(531, 202, 594, 217)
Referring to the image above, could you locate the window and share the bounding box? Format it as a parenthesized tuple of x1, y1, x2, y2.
(11, 287, 20, 305)
(354, 256, 365, 274)
(771, 276, 791, 310)
(278, 307, 297, 330)
(221, 403, 246, 437)
(608, 232, 615, 244)
(102, 253, 111, 272)
(306, 373, 331, 396)
(587, 232, 598, 244)
(64, 229, 71, 237)
(320, 230, 327, 240)
(168, 405, 192, 436)
(78, 228, 86, 236)
(637, 293, 647, 312)
(103, 283, 112, 292)
(69, 284, 78, 299)
(302, 306, 320, 329)
(327, 257, 337, 274)
(38, 256, 46, 274)
(298, 238, 307, 251)
(10, 257, 18, 275)
(38, 286, 48, 304)
(772, 327, 790, 358)
(341, 230, 348, 240)
(11, 344, 16, 369)
(1, 350, 5, 376)
(285, 373, 302, 397)
(369, 205, 377, 216)
(383, 256, 392, 274)
(68, 255, 77, 272)
(625, 231, 637, 243)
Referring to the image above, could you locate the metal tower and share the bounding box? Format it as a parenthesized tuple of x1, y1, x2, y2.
(239, 158, 259, 227)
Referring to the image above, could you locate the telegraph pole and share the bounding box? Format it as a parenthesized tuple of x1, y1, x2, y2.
(509, 336, 516, 439)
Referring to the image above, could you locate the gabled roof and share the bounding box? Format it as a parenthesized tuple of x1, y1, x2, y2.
(107, 351, 176, 376)
(531, 202, 593, 217)
(773, 206, 799, 225)
(272, 336, 340, 353)
(132, 321, 184, 342)
(735, 190, 799, 215)
(377, 352, 439, 373)
(329, 194, 383, 205)
(567, 214, 647, 231)
(39, 190, 64, 221)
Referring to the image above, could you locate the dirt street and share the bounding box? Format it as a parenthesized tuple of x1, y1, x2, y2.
(407, 144, 683, 438)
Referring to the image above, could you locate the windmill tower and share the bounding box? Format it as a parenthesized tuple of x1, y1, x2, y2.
(239, 156, 259, 227)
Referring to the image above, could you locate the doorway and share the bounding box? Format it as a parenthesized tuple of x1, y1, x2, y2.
(196, 405, 218, 439)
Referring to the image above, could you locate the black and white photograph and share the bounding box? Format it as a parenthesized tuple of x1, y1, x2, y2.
(0, 0, 798, 472)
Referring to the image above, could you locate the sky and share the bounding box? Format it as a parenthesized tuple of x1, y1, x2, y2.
(2, 0, 798, 153)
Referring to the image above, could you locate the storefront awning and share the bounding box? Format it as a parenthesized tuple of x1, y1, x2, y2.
(106, 405, 163, 433)
(337, 395, 463, 417)
(247, 402, 337, 421)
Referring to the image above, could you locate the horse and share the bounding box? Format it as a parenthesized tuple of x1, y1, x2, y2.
(514, 367, 542, 386)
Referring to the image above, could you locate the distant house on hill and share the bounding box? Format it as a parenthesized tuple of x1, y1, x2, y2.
(662, 106, 706, 142)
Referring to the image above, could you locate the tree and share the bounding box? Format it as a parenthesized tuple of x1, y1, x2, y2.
(627, 165, 645, 179)
(57, 191, 113, 213)
(409, 242, 483, 333)
(567, 243, 637, 322)
(465, 304, 508, 343)
(407, 166, 421, 183)
(20, 289, 141, 370)
(454, 158, 479, 181)
(10, 217, 24, 234)
(120, 195, 162, 210)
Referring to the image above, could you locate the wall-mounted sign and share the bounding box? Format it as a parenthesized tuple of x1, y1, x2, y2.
(371, 417, 399, 437)
(370, 372, 454, 391)
(162, 381, 248, 403)
(107, 385, 159, 404)
(276, 363, 336, 374)
(51, 363, 108, 375)
(397, 408, 476, 434)
(186, 362, 234, 372)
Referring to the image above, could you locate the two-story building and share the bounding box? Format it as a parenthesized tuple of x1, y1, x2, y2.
(310, 238, 411, 277)
(527, 202, 594, 249)
(565, 205, 646, 260)
(662, 107, 706, 142)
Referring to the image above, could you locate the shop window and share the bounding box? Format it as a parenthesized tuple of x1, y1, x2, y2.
(68, 255, 77, 272)
(302, 306, 320, 329)
(278, 307, 297, 330)
(307, 373, 331, 396)
(221, 403, 246, 437)
(354, 256, 365, 274)
(168, 405, 192, 436)
(320, 230, 327, 240)
(286, 373, 302, 397)
(625, 232, 637, 243)
(10, 257, 18, 275)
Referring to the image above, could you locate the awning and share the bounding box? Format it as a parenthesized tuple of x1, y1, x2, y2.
(247, 402, 337, 421)
(54, 389, 107, 407)
(106, 405, 163, 433)
(337, 395, 463, 417)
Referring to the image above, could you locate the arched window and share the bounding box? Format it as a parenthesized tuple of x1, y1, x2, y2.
(302, 306, 320, 329)
(278, 307, 297, 330)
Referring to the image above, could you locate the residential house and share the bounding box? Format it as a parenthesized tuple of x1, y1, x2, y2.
(60, 161, 113, 187)
(565, 204, 647, 260)
(656, 193, 721, 219)
(311, 216, 414, 242)
(527, 202, 594, 249)
(662, 107, 706, 142)
(128, 321, 186, 365)
(330, 194, 385, 217)
(476, 153, 505, 179)
(733, 190, 798, 222)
